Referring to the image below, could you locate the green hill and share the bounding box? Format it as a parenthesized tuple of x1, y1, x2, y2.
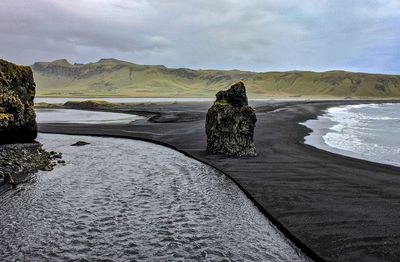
(32, 59, 400, 98)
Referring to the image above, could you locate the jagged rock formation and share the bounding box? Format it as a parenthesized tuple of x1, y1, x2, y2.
(0, 143, 60, 185)
(0, 59, 37, 143)
(206, 82, 257, 157)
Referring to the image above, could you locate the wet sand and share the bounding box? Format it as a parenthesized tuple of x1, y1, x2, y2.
(38, 100, 400, 261)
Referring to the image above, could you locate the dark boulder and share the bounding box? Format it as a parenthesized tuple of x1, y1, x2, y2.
(0, 142, 61, 185)
(71, 141, 90, 146)
(206, 81, 257, 157)
(0, 59, 37, 143)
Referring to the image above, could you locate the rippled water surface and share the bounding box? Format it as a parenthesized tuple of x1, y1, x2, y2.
(0, 134, 307, 261)
(302, 103, 400, 167)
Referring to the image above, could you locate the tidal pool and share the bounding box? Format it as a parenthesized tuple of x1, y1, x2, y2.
(36, 108, 143, 124)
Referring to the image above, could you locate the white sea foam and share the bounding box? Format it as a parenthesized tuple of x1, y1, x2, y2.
(302, 103, 400, 167)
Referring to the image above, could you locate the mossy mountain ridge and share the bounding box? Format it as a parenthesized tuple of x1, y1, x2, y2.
(32, 59, 400, 98)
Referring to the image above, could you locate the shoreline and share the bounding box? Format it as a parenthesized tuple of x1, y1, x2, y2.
(302, 103, 400, 168)
(34, 95, 400, 101)
(38, 99, 400, 261)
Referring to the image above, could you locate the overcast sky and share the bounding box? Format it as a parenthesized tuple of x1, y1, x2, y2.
(1, 0, 399, 73)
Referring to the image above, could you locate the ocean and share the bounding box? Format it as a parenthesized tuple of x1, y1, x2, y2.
(302, 103, 400, 167)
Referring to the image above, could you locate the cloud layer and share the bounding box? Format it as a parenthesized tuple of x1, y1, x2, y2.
(1, 0, 399, 73)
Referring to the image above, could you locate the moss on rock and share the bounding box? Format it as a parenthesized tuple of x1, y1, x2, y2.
(0, 142, 61, 186)
(63, 100, 119, 109)
(0, 59, 37, 143)
(206, 82, 257, 157)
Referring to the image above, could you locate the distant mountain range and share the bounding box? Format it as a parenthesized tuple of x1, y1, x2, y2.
(32, 58, 400, 98)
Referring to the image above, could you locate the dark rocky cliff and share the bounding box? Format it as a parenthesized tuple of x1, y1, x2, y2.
(0, 59, 37, 143)
(206, 82, 257, 156)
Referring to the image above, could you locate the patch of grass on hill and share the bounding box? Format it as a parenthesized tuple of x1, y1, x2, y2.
(32, 59, 400, 99)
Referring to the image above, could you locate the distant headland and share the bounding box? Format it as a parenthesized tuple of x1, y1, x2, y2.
(31, 58, 400, 99)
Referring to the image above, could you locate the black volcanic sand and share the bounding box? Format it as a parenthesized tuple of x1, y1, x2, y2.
(38, 100, 400, 262)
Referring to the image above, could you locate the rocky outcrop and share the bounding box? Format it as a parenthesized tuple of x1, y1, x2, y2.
(0, 143, 61, 186)
(206, 81, 257, 157)
(71, 141, 90, 146)
(0, 59, 37, 143)
(32, 59, 131, 80)
(63, 100, 118, 109)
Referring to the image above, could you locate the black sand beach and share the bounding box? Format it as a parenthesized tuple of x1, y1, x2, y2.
(38, 100, 400, 261)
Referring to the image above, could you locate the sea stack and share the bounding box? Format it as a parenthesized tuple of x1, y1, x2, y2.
(206, 81, 257, 156)
(0, 59, 37, 143)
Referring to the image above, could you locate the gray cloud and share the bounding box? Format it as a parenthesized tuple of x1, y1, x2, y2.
(0, 0, 399, 73)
